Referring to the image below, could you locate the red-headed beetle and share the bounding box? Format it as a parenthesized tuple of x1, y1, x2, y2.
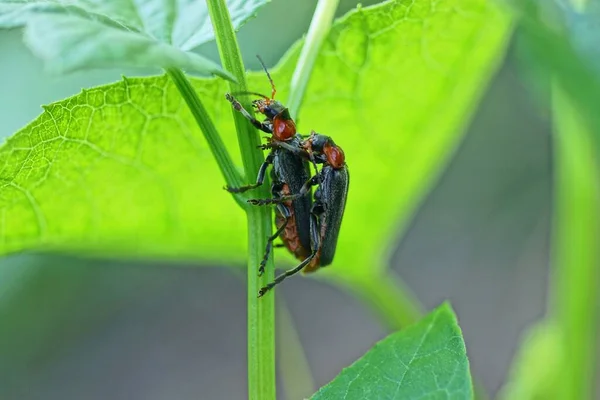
(224, 57, 313, 278)
(250, 132, 349, 296)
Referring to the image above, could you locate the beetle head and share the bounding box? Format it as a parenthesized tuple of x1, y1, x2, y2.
(253, 99, 285, 120)
(250, 99, 295, 140)
(306, 132, 346, 169)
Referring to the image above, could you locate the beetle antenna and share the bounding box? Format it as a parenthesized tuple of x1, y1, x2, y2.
(256, 55, 276, 100)
(230, 91, 270, 100)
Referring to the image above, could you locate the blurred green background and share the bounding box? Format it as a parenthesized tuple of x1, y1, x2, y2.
(0, 0, 594, 399)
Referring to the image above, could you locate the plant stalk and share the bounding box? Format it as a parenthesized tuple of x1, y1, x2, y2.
(206, 1, 276, 399)
(287, 0, 340, 118)
(552, 84, 600, 400)
(165, 68, 243, 191)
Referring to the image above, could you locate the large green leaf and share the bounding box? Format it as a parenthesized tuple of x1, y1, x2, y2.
(0, 0, 270, 79)
(311, 303, 473, 400)
(0, 0, 511, 275)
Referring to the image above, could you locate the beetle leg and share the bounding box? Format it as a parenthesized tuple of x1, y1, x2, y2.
(309, 154, 320, 183)
(225, 93, 272, 133)
(258, 203, 290, 276)
(258, 213, 321, 297)
(273, 244, 286, 248)
(269, 140, 309, 157)
(258, 143, 273, 150)
(248, 174, 320, 205)
(267, 141, 319, 177)
(225, 151, 274, 193)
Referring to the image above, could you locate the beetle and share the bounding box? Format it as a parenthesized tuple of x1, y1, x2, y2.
(254, 131, 349, 297)
(224, 57, 314, 277)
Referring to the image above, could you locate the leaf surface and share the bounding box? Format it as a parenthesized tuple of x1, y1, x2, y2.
(311, 303, 473, 400)
(0, 0, 270, 78)
(0, 0, 511, 273)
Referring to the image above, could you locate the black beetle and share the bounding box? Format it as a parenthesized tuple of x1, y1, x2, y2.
(224, 58, 313, 277)
(302, 132, 349, 269)
(253, 131, 349, 296)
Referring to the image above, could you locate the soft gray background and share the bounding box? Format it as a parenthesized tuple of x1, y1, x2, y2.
(0, 0, 557, 399)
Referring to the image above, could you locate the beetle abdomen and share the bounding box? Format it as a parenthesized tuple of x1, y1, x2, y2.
(272, 146, 312, 253)
(276, 184, 311, 261)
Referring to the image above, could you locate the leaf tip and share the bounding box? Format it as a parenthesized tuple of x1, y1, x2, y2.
(434, 301, 458, 321)
(439, 300, 454, 312)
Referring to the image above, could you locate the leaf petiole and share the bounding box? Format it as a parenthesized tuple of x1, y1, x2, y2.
(287, 0, 340, 118)
(165, 67, 244, 192)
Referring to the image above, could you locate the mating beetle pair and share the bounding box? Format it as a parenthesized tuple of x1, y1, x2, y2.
(225, 59, 349, 297)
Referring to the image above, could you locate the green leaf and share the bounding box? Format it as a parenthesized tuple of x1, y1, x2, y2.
(310, 303, 473, 400)
(0, 0, 511, 273)
(0, 75, 249, 263)
(0, 0, 270, 79)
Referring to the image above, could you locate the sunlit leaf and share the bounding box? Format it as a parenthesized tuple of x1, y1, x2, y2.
(0, 0, 511, 277)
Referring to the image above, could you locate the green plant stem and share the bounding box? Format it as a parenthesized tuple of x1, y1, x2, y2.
(246, 207, 276, 400)
(206, 0, 265, 178)
(552, 84, 600, 400)
(206, 1, 275, 400)
(287, 0, 340, 118)
(165, 68, 243, 191)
